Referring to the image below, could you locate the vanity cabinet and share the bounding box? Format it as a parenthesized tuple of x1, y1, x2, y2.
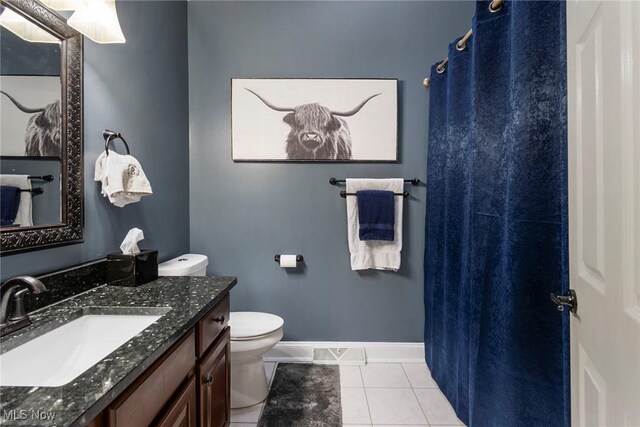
(97, 295, 231, 427)
(106, 330, 196, 427)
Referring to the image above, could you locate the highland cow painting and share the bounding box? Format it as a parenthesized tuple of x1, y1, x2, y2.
(231, 79, 397, 162)
(0, 76, 61, 158)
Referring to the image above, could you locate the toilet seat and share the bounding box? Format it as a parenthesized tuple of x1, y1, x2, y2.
(229, 312, 284, 341)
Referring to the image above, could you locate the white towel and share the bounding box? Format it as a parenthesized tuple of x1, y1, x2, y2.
(346, 178, 404, 271)
(0, 174, 32, 227)
(94, 151, 152, 207)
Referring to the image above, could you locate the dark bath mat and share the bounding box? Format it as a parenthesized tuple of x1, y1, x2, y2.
(258, 363, 342, 427)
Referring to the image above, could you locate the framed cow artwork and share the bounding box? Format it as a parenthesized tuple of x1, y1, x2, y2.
(231, 78, 398, 162)
(1, 75, 62, 157)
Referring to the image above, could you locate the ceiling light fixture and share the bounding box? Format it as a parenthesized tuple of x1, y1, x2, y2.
(67, 0, 125, 44)
(39, 0, 126, 44)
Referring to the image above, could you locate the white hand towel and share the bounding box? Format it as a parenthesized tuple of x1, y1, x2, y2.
(0, 174, 32, 227)
(94, 151, 152, 207)
(346, 178, 404, 271)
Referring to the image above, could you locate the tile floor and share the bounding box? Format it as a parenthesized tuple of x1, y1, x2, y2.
(230, 362, 465, 427)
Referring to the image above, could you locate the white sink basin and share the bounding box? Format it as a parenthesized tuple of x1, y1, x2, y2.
(0, 313, 165, 387)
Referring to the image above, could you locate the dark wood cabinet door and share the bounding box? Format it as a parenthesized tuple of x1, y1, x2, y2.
(198, 328, 230, 427)
(155, 377, 197, 427)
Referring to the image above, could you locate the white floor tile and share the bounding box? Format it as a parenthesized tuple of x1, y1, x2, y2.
(341, 365, 365, 388)
(341, 388, 372, 424)
(365, 388, 428, 425)
(360, 363, 410, 388)
(230, 402, 264, 423)
(401, 363, 438, 389)
(372, 425, 428, 427)
(414, 389, 464, 425)
(230, 424, 257, 427)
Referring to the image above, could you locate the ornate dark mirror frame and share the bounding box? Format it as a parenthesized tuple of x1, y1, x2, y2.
(0, 0, 83, 255)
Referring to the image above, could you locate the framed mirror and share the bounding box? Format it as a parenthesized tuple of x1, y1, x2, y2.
(0, 0, 83, 254)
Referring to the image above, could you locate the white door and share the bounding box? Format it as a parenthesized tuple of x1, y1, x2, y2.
(567, 1, 640, 426)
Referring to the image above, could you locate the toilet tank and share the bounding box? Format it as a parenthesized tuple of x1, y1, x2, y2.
(158, 254, 209, 277)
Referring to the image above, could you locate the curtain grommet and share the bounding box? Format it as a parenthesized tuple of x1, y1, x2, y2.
(436, 57, 448, 74)
(455, 29, 472, 52)
(489, 0, 503, 13)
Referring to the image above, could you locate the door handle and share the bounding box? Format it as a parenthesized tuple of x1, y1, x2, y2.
(550, 289, 578, 314)
(203, 375, 213, 386)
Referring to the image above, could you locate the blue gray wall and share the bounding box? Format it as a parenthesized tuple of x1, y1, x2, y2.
(1, 1, 190, 280)
(188, 1, 474, 341)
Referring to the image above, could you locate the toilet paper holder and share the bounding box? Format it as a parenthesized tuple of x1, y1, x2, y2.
(274, 255, 304, 263)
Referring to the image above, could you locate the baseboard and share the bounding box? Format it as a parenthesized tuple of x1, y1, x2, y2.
(263, 341, 425, 364)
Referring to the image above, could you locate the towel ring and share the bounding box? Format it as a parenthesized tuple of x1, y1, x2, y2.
(103, 129, 130, 156)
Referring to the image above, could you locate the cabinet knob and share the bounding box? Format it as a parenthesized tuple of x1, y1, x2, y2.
(203, 375, 213, 385)
(212, 315, 225, 324)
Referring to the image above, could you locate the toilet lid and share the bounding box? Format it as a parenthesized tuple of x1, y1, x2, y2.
(229, 312, 284, 339)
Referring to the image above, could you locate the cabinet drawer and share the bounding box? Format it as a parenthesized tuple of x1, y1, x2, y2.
(197, 295, 229, 357)
(107, 330, 196, 427)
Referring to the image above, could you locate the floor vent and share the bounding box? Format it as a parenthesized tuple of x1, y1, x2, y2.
(312, 347, 366, 365)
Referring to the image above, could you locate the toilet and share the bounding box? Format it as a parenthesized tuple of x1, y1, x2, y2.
(158, 254, 284, 409)
(228, 312, 284, 408)
(158, 253, 208, 276)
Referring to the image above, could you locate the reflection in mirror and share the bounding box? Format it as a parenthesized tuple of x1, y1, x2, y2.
(0, 3, 63, 229)
(1, 6, 62, 158)
(0, 6, 58, 43)
(1, 158, 61, 227)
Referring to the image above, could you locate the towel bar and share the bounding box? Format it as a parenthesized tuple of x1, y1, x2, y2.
(329, 177, 420, 186)
(19, 188, 43, 195)
(340, 191, 409, 198)
(27, 175, 54, 182)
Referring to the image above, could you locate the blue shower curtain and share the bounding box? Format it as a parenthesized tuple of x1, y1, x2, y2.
(424, 1, 569, 427)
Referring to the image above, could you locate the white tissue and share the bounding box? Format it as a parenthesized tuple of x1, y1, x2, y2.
(120, 228, 144, 255)
(279, 255, 298, 268)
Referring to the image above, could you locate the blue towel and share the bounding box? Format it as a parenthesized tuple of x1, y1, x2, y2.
(1, 185, 21, 226)
(356, 190, 395, 241)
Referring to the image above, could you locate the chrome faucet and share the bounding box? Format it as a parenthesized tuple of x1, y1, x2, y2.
(0, 276, 47, 336)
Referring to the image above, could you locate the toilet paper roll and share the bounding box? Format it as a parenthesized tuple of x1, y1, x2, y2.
(279, 255, 298, 268)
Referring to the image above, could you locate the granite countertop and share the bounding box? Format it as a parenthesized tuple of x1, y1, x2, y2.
(0, 275, 236, 427)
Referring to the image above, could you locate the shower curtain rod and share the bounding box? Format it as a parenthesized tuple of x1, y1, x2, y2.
(422, 0, 504, 88)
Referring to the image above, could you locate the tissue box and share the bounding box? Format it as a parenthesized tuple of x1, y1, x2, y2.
(107, 250, 158, 287)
